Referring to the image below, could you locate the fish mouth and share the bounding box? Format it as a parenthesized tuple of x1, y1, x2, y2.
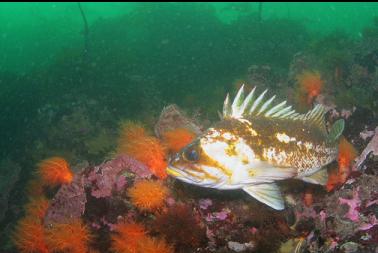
(166, 164, 203, 183)
(166, 165, 183, 177)
(167, 153, 190, 178)
(166, 163, 192, 178)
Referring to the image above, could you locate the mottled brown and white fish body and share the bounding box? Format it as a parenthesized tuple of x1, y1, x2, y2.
(167, 85, 344, 210)
(211, 115, 338, 177)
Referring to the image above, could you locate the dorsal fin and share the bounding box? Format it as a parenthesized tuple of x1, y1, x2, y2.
(222, 85, 327, 130)
(288, 103, 327, 132)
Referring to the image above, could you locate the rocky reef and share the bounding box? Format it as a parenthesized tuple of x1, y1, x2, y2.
(7, 101, 376, 253)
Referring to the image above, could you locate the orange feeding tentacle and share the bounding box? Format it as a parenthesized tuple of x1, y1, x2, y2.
(296, 70, 323, 106)
(136, 236, 174, 253)
(127, 180, 169, 212)
(25, 178, 44, 197)
(12, 216, 49, 253)
(326, 137, 357, 192)
(118, 121, 146, 146)
(38, 157, 73, 187)
(326, 168, 340, 192)
(303, 188, 314, 207)
(337, 137, 357, 183)
(162, 128, 196, 153)
(111, 222, 147, 253)
(24, 196, 49, 219)
(45, 219, 91, 253)
(117, 121, 168, 179)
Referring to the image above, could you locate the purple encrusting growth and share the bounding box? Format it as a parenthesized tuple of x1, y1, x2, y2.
(44, 173, 86, 225)
(44, 155, 152, 226)
(86, 155, 152, 198)
(338, 187, 361, 222)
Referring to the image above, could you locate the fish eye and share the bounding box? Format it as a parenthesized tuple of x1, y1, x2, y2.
(183, 147, 200, 162)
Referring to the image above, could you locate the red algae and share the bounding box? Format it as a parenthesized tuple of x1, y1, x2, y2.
(154, 204, 206, 248)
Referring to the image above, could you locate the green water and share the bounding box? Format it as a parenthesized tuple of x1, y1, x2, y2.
(1, 2, 377, 73)
(0, 2, 378, 253)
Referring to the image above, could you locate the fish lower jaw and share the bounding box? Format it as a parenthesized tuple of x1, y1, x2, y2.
(166, 166, 182, 177)
(167, 166, 204, 184)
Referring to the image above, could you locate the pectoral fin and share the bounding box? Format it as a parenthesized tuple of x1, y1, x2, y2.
(243, 183, 285, 210)
(328, 119, 344, 142)
(300, 169, 328, 186)
(253, 166, 296, 181)
(245, 162, 296, 184)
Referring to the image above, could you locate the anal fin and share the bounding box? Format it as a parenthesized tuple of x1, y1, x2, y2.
(243, 183, 285, 210)
(300, 169, 328, 186)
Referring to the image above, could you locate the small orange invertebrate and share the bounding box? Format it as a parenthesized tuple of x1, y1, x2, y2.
(326, 169, 339, 192)
(38, 157, 73, 187)
(337, 137, 357, 182)
(127, 180, 169, 212)
(136, 236, 174, 253)
(24, 196, 49, 219)
(296, 70, 323, 106)
(45, 219, 91, 253)
(303, 188, 313, 207)
(162, 128, 196, 153)
(12, 216, 49, 253)
(25, 178, 44, 197)
(326, 137, 357, 192)
(111, 222, 147, 253)
(118, 121, 146, 148)
(117, 121, 168, 179)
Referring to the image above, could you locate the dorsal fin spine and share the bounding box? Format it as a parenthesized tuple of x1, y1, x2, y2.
(279, 110, 295, 118)
(249, 89, 267, 114)
(257, 95, 276, 115)
(265, 101, 287, 117)
(231, 85, 245, 116)
(222, 86, 327, 131)
(273, 106, 292, 117)
(239, 87, 256, 116)
(223, 93, 231, 117)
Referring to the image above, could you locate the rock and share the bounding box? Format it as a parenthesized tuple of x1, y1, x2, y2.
(154, 104, 203, 138)
(0, 159, 21, 223)
(227, 241, 255, 252)
(354, 126, 378, 170)
(44, 172, 86, 225)
(340, 242, 361, 253)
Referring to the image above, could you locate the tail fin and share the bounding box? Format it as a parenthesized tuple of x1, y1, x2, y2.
(328, 119, 344, 143)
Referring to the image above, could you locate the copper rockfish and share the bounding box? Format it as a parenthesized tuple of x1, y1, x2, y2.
(167, 85, 344, 210)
